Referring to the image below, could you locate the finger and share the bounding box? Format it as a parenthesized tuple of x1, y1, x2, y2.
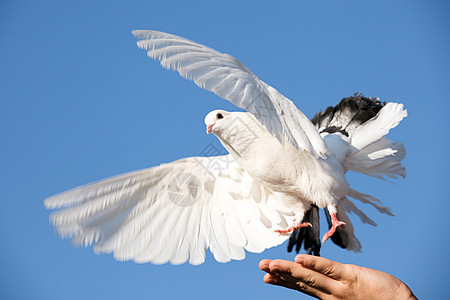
(263, 273, 326, 299)
(263, 273, 283, 284)
(268, 259, 339, 295)
(259, 259, 272, 273)
(295, 254, 352, 281)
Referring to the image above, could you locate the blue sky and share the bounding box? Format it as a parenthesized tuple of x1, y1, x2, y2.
(1, 1, 449, 299)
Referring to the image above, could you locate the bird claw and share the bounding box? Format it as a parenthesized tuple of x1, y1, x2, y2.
(275, 221, 312, 236)
(322, 213, 345, 243)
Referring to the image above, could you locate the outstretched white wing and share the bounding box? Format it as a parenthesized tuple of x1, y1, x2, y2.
(45, 155, 296, 265)
(132, 30, 328, 158)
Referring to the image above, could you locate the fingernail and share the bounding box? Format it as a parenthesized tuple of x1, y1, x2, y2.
(266, 275, 279, 284)
(271, 266, 280, 274)
(295, 256, 304, 264)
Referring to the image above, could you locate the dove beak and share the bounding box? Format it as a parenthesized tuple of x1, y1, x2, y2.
(206, 123, 215, 134)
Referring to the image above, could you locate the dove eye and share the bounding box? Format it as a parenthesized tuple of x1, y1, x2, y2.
(216, 113, 224, 119)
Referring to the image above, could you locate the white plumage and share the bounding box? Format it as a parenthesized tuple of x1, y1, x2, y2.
(46, 156, 295, 264)
(45, 30, 407, 264)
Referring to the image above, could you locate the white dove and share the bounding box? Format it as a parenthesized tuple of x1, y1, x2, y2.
(45, 30, 407, 265)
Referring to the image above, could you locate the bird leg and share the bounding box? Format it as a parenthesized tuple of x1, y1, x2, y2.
(322, 212, 345, 243)
(275, 219, 312, 235)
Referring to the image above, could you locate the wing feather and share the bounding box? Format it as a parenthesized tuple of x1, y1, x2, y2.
(132, 30, 328, 158)
(45, 155, 293, 265)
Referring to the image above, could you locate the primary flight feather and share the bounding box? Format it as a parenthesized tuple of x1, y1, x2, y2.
(45, 30, 407, 265)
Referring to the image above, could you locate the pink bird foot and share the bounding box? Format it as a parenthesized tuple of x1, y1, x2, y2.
(275, 220, 312, 235)
(322, 212, 345, 243)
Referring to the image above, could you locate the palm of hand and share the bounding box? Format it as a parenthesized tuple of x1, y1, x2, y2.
(259, 255, 417, 300)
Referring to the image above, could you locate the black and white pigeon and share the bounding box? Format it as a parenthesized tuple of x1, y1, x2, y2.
(44, 31, 407, 265)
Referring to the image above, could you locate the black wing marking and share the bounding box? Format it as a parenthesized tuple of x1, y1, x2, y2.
(311, 92, 385, 137)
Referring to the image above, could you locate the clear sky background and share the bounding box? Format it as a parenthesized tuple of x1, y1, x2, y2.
(1, 1, 449, 299)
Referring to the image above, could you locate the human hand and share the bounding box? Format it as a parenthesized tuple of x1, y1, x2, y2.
(259, 255, 417, 300)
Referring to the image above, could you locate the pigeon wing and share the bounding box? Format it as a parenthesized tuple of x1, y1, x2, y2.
(45, 155, 295, 265)
(132, 30, 328, 158)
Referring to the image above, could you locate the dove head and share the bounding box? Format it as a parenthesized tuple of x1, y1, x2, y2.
(204, 110, 231, 134)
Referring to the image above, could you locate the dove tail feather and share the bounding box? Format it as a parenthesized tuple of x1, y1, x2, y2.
(287, 205, 321, 256)
(287, 202, 363, 255)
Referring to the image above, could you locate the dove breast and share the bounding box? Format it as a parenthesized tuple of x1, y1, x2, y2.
(212, 112, 349, 209)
